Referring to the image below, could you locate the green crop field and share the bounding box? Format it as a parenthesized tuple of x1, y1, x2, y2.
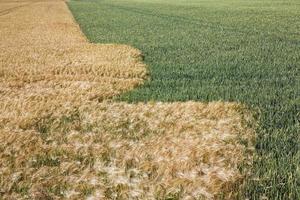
(68, 0, 299, 199)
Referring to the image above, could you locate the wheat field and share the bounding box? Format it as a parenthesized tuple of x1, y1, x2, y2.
(0, 0, 256, 199)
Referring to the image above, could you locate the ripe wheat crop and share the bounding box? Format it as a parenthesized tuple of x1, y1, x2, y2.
(0, 0, 256, 199)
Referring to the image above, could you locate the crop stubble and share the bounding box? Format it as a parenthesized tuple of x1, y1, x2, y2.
(0, 0, 256, 199)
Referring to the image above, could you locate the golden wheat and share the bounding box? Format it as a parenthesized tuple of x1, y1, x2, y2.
(0, 0, 147, 129)
(0, 0, 256, 199)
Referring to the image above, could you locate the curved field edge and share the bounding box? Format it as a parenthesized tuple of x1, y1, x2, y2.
(67, 0, 300, 199)
(0, 0, 256, 199)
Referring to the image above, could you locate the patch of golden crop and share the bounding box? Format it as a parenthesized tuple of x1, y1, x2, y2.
(1, 102, 255, 199)
(0, 0, 256, 199)
(0, 0, 147, 129)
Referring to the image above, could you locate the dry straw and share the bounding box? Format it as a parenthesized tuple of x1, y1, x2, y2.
(0, 0, 256, 199)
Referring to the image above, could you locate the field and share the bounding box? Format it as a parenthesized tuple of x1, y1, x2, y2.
(68, 0, 300, 199)
(0, 0, 256, 199)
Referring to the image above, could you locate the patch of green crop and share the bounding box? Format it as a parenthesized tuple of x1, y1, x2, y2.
(68, 0, 300, 199)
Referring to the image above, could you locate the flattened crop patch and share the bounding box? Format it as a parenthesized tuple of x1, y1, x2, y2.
(0, 0, 256, 199)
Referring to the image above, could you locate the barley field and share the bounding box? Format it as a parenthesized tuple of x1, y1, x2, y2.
(0, 0, 257, 199)
(68, 0, 300, 199)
